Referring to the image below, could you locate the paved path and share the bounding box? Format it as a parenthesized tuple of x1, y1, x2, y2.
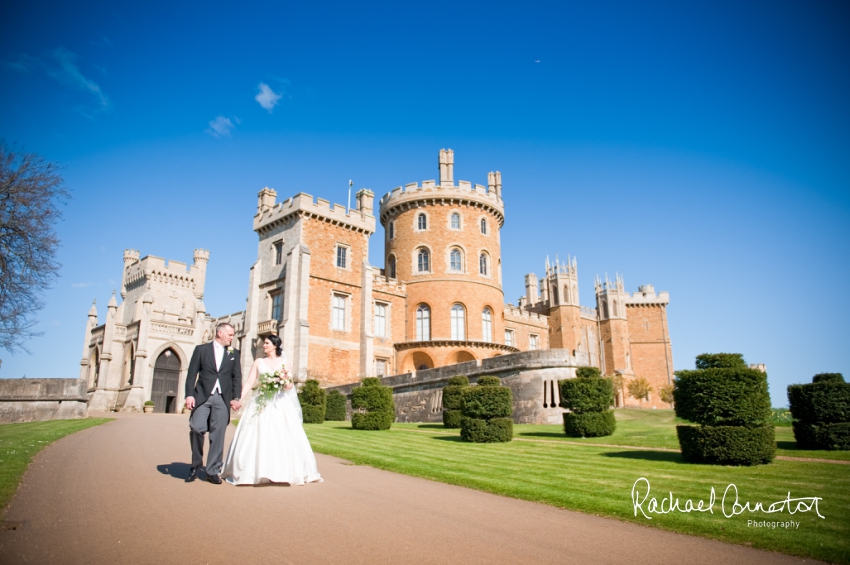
(0, 414, 817, 565)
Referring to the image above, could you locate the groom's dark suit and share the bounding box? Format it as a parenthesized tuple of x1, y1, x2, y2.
(185, 341, 242, 478)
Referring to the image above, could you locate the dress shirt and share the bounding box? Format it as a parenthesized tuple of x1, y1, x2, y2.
(211, 341, 224, 395)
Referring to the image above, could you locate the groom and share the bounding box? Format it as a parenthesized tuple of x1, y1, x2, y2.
(184, 322, 242, 484)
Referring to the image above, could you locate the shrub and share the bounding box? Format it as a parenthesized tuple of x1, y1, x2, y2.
(447, 376, 470, 386)
(459, 379, 513, 442)
(788, 373, 849, 450)
(575, 366, 601, 379)
(298, 380, 326, 424)
(442, 376, 470, 429)
(476, 376, 501, 387)
(459, 417, 513, 443)
(674, 354, 774, 465)
(325, 390, 347, 421)
(674, 368, 772, 426)
(563, 411, 616, 437)
(695, 353, 746, 370)
(628, 376, 652, 402)
(351, 378, 394, 430)
(144, 400, 155, 406)
(559, 378, 613, 413)
(676, 425, 776, 466)
(770, 408, 792, 427)
(659, 384, 675, 405)
(443, 409, 463, 428)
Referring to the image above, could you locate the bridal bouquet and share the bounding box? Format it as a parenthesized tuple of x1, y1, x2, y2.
(253, 368, 292, 413)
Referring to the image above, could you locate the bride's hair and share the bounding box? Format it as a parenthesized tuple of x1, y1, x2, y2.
(267, 334, 283, 357)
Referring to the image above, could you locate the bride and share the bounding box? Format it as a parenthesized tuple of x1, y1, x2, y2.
(223, 335, 322, 485)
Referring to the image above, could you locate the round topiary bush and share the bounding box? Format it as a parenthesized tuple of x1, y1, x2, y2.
(558, 369, 615, 437)
(442, 376, 469, 428)
(325, 389, 347, 421)
(674, 354, 775, 465)
(351, 377, 394, 430)
(298, 379, 327, 424)
(460, 379, 513, 442)
(563, 411, 616, 437)
(676, 424, 775, 465)
(788, 373, 849, 450)
(476, 376, 501, 387)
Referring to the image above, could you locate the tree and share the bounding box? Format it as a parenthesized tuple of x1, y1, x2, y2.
(659, 383, 675, 405)
(607, 373, 625, 405)
(627, 376, 652, 404)
(0, 144, 68, 353)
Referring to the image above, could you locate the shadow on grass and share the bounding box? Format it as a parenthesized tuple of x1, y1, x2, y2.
(156, 462, 193, 479)
(431, 435, 466, 443)
(602, 451, 684, 463)
(518, 432, 568, 439)
(415, 424, 447, 430)
(777, 441, 799, 450)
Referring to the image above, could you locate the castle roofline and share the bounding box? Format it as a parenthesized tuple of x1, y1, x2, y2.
(378, 180, 505, 227)
(254, 191, 376, 235)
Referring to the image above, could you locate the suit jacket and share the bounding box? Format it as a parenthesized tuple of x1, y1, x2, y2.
(185, 342, 242, 415)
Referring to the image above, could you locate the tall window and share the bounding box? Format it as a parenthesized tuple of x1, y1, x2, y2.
(504, 329, 515, 347)
(271, 292, 283, 322)
(336, 245, 347, 268)
(388, 255, 396, 279)
(480, 218, 487, 234)
(416, 305, 431, 341)
(417, 213, 427, 230)
(479, 252, 488, 276)
(451, 213, 460, 230)
(374, 303, 387, 338)
(417, 248, 430, 272)
(529, 334, 539, 351)
(388, 222, 394, 240)
(274, 241, 283, 265)
(450, 248, 462, 272)
(375, 359, 387, 376)
(482, 307, 492, 342)
(451, 304, 465, 340)
(332, 294, 346, 331)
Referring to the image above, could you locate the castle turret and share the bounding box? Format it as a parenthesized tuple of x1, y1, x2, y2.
(438, 148, 454, 185)
(596, 274, 632, 379)
(525, 272, 539, 306)
(257, 187, 277, 215)
(542, 256, 584, 355)
(355, 188, 374, 216)
(121, 249, 140, 298)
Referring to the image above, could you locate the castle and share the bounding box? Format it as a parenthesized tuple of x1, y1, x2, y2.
(80, 150, 674, 417)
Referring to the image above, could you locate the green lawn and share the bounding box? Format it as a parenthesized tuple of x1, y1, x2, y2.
(0, 418, 111, 512)
(304, 410, 850, 564)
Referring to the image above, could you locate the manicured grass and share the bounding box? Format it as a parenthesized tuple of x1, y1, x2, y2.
(305, 412, 850, 564)
(0, 418, 111, 511)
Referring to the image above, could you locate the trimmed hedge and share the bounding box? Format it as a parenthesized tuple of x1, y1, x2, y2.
(351, 377, 394, 430)
(447, 376, 470, 386)
(575, 366, 602, 379)
(788, 372, 849, 450)
(298, 380, 326, 424)
(674, 354, 774, 465)
(792, 422, 850, 450)
(325, 390, 347, 421)
(673, 368, 772, 426)
(695, 353, 746, 370)
(459, 417, 513, 443)
(460, 378, 513, 443)
(476, 376, 501, 387)
(676, 425, 776, 466)
(442, 376, 470, 429)
(563, 411, 616, 437)
(559, 378, 613, 413)
(443, 409, 463, 428)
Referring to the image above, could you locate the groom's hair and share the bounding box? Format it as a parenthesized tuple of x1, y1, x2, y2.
(215, 322, 234, 337)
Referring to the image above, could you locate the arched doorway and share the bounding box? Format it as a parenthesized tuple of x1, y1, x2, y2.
(152, 348, 181, 413)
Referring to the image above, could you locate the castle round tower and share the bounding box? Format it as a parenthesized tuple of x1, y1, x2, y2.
(379, 149, 517, 372)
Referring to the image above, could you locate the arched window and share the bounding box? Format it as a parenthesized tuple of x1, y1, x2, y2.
(417, 213, 427, 230)
(388, 255, 396, 279)
(482, 308, 492, 342)
(479, 252, 488, 276)
(417, 248, 430, 272)
(451, 304, 466, 340)
(612, 300, 619, 318)
(480, 218, 487, 234)
(601, 299, 609, 319)
(563, 285, 570, 304)
(152, 348, 181, 413)
(450, 248, 463, 272)
(451, 213, 460, 230)
(416, 305, 431, 341)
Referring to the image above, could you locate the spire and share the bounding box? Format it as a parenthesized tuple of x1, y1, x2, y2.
(88, 299, 97, 317)
(108, 290, 118, 309)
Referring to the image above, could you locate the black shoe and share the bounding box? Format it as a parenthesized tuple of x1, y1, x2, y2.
(185, 466, 199, 483)
(207, 473, 222, 485)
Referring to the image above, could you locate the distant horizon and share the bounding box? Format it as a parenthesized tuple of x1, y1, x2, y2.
(1, 1, 848, 407)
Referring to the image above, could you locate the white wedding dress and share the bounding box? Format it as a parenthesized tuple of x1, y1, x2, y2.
(223, 358, 323, 485)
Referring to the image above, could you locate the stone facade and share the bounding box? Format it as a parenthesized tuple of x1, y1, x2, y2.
(81, 149, 675, 414)
(0, 378, 88, 423)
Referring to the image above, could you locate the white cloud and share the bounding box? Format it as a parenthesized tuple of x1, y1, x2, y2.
(255, 82, 282, 112)
(71, 282, 94, 288)
(206, 115, 240, 138)
(47, 47, 110, 108)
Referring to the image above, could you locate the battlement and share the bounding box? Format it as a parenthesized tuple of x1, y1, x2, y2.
(626, 285, 670, 306)
(254, 191, 376, 235)
(378, 179, 505, 226)
(595, 273, 625, 294)
(123, 253, 202, 293)
(504, 303, 548, 326)
(373, 272, 407, 295)
(580, 306, 598, 320)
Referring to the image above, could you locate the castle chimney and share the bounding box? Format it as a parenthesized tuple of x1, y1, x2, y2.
(525, 273, 539, 306)
(439, 149, 454, 185)
(257, 187, 277, 215)
(355, 189, 374, 216)
(121, 249, 140, 298)
(494, 171, 502, 198)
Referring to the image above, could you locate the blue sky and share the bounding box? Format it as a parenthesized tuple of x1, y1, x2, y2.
(1, 0, 848, 406)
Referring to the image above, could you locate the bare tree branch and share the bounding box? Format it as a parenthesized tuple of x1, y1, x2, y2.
(0, 143, 70, 353)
